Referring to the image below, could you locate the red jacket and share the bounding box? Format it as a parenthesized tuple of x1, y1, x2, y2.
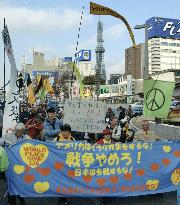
(96, 138, 112, 144)
(25, 118, 43, 139)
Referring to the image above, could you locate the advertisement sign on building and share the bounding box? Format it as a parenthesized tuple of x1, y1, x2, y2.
(64, 57, 72, 62)
(32, 71, 58, 78)
(32, 71, 58, 86)
(75, 50, 91, 62)
(100, 85, 109, 94)
(146, 17, 180, 40)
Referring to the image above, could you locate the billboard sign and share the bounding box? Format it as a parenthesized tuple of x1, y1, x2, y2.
(146, 17, 180, 39)
(64, 57, 72, 62)
(32, 71, 58, 78)
(100, 85, 109, 94)
(75, 50, 91, 62)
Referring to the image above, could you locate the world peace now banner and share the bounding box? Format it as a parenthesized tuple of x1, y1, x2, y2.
(6, 140, 180, 197)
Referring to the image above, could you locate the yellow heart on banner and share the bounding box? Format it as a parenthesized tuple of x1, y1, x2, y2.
(13, 165, 25, 174)
(163, 145, 171, 153)
(171, 168, 180, 185)
(20, 143, 49, 168)
(34, 181, 49, 193)
(146, 179, 159, 190)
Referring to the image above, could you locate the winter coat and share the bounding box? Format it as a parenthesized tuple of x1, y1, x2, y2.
(43, 118, 63, 141)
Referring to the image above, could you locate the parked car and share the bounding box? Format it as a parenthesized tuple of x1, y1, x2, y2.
(170, 100, 180, 109)
(131, 102, 143, 107)
(132, 106, 143, 117)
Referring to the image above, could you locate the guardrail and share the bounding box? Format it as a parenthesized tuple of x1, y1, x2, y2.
(149, 122, 180, 141)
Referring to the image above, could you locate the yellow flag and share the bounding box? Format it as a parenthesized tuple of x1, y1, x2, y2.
(28, 83, 36, 105)
(90, 2, 136, 47)
(44, 78, 54, 94)
(36, 74, 41, 84)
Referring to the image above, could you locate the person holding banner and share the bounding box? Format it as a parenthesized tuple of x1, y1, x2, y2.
(96, 128, 112, 144)
(43, 107, 63, 141)
(53, 124, 74, 141)
(134, 120, 160, 142)
(0, 146, 9, 172)
(0, 123, 28, 205)
(0, 123, 30, 146)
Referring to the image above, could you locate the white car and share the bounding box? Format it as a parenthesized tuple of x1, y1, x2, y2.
(131, 102, 143, 107)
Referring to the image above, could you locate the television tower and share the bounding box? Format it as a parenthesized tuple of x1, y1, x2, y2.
(95, 19, 106, 99)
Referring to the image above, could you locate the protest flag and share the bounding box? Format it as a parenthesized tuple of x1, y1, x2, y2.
(26, 73, 35, 105)
(90, 2, 136, 47)
(34, 75, 43, 95)
(26, 73, 32, 87)
(143, 79, 175, 119)
(44, 78, 54, 94)
(2, 23, 19, 135)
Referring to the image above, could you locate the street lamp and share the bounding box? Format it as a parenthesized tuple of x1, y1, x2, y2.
(134, 23, 149, 79)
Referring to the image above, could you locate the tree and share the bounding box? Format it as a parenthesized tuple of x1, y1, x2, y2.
(82, 75, 106, 85)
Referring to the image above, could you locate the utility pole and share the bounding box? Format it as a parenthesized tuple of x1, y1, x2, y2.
(3, 18, 6, 112)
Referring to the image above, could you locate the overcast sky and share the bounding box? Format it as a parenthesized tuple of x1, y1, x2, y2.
(0, 0, 180, 87)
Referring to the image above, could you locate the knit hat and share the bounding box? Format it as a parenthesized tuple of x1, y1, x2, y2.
(102, 129, 111, 135)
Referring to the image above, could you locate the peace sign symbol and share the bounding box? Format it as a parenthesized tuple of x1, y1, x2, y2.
(145, 88, 165, 111)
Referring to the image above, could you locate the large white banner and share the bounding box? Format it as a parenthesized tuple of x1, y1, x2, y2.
(2, 25, 19, 135)
(64, 99, 106, 133)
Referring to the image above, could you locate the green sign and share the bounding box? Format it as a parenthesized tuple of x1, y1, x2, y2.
(143, 80, 175, 119)
(100, 86, 109, 94)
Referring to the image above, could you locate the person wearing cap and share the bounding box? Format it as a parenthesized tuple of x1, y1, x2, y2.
(43, 107, 63, 141)
(96, 129, 112, 144)
(25, 114, 44, 140)
(53, 124, 74, 141)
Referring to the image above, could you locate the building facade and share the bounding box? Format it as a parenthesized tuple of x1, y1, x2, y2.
(125, 43, 144, 79)
(25, 51, 60, 77)
(108, 74, 122, 85)
(76, 61, 95, 77)
(75, 49, 95, 77)
(147, 17, 180, 74)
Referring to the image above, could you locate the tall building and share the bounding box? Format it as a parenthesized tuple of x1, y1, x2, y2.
(25, 51, 60, 85)
(75, 49, 95, 77)
(95, 20, 106, 96)
(147, 17, 180, 74)
(96, 20, 106, 80)
(109, 74, 122, 84)
(125, 43, 144, 79)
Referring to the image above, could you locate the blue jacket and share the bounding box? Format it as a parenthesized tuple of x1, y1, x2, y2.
(43, 118, 63, 141)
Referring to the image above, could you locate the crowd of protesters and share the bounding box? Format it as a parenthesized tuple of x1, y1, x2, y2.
(0, 103, 163, 205)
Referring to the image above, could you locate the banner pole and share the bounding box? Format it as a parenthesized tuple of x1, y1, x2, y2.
(3, 18, 6, 113)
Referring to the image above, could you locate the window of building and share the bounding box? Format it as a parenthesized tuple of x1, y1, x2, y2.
(161, 42, 168, 46)
(169, 43, 177, 47)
